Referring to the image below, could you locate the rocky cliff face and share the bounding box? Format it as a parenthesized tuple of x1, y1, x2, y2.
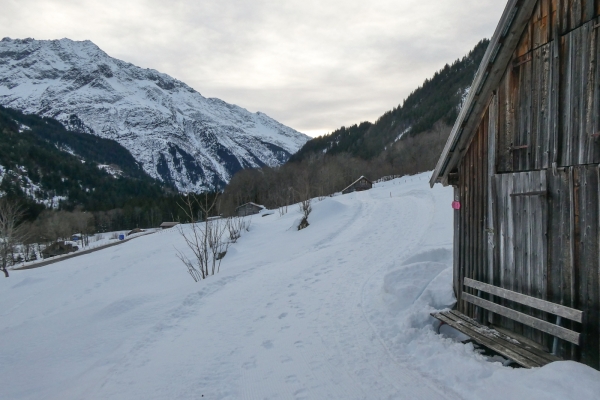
(0, 37, 309, 192)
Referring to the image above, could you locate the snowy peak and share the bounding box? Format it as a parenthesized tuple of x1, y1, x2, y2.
(0, 37, 310, 192)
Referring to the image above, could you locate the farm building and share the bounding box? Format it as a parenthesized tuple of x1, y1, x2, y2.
(342, 176, 373, 195)
(159, 222, 179, 229)
(431, 0, 600, 370)
(236, 202, 264, 217)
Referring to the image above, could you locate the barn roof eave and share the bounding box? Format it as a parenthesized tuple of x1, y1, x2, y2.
(429, 0, 538, 188)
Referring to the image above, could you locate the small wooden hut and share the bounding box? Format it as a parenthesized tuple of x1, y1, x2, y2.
(236, 202, 264, 217)
(342, 176, 373, 195)
(431, 0, 600, 370)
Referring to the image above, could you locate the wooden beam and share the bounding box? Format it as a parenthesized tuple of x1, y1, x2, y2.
(462, 292, 581, 344)
(448, 310, 561, 364)
(448, 172, 460, 187)
(430, 0, 539, 187)
(464, 278, 583, 322)
(435, 312, 540, 368)
(510, 190, 547, 197)
(433, 310, 561, 368)
(509, 145, 530, 150)
(513, 53, 533, 68)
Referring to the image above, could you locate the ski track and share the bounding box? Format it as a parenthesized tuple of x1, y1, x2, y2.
(0, 175, 524, 399)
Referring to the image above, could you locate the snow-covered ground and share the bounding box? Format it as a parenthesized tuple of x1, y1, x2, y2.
(1, 173, 598, 399)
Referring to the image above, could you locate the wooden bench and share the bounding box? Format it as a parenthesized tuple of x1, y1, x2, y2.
(432, 278, 583, 368)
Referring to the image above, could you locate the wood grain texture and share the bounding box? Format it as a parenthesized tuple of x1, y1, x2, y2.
(433, 310, 560, 368)
(462, 292, 581, 344)
(464, 278, 583, 321)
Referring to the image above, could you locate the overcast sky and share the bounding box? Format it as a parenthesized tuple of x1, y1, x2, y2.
(1, 0, 506, 136)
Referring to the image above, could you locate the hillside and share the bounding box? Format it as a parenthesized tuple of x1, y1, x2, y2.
(0, 37, 310, 192)
(220, 40, 490, 212)
(2, 175, 599, 399)
(0, 106, 172, 217)
(289, 39, 489, 168)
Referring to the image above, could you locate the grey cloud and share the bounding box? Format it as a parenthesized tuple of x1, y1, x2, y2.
(0, 0, 506, 136)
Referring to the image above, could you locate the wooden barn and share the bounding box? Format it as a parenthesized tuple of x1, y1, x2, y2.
(430, 0, 600, 370)
(342, 176, 373, 195)
(235, 202, 264, 217)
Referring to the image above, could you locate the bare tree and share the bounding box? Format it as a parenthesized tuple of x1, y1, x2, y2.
(71, 211, 95, 247)
(176, 194, 230, 282)
(0, 199, 27, 277)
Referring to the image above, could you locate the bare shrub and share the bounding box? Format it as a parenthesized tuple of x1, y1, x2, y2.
(297, 198, 312, 231)
(176, 194, 230, 282)
(0, 199, 27, 277)
(227, 215, 252, 243)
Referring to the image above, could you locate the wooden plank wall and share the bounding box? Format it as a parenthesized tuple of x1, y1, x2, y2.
(573, 165, 600, 367)
(559, 18, 600, 165)
(545, 166, 600, 367)
(493, 171, 548, 343)
(546, 168, 577, 359)
(458, 111, 489, 319)
(456, 0, 600, 369)
(496, 2, 600, 173)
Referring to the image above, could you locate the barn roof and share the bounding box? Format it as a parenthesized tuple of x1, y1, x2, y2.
(430, 0, 537, 187)
(235, 202, 264, 210)
(342, 176, 372, 193)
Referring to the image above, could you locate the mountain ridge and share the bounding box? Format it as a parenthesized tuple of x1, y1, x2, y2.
(289, 39, 490, 164)
(0, 37, 310, 192)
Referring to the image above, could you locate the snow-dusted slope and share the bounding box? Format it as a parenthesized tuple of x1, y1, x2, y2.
(0, 37, 309, 192)
(2, 173, 599, 399)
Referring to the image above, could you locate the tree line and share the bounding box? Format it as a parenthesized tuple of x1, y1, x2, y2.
(219, 120, 449, 216)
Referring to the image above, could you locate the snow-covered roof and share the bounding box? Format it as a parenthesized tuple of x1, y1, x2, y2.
(235, 202, 264, 210)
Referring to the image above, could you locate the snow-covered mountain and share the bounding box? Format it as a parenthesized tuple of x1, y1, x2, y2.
(0, 37, 310, 192)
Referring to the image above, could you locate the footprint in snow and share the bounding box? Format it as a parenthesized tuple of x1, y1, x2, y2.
(262, 340, 274, 349)
(278, 312, 288, 319)
(280, 355, 293, 363)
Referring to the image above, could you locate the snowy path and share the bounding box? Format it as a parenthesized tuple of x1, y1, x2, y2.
(1, 174, 599, 399)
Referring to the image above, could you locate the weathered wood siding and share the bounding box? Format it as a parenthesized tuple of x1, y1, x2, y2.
(497, 2, 600, 173)
(559, 18, 600, 165)
(493, 171, 548, 344)
(458, 110, 489, 319)
(456, 0, 600, 369)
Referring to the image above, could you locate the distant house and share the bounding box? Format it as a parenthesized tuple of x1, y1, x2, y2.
(160, 222, 179, 229)
(127, 228, 145, 236)
(235, 202, 264, 217)
(341, 176, 373, 195)
(42, 241, 78, 258)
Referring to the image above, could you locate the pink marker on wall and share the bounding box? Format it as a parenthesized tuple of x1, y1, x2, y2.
(452, 201, 461, 210)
